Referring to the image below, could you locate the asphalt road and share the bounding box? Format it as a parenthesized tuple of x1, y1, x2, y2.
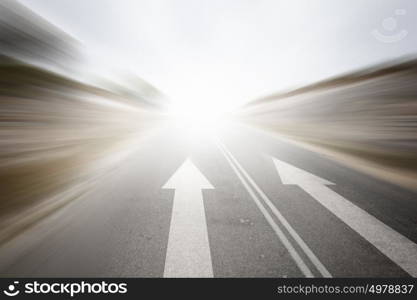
(0, 124, 416, 277)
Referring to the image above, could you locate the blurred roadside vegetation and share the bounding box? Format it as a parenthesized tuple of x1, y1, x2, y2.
(240, 58, 417, 190)
(0, 1, 164, 242)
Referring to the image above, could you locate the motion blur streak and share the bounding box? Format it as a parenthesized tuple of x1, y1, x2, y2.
(0, 1, 164, 243)
(237, 59, 417, 190)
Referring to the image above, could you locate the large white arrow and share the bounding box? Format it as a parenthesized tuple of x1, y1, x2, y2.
(162, 159, 214, 277)
(273, 158, 417, 277)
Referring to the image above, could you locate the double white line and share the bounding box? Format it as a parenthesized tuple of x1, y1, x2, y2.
(216, 140, 331, 278)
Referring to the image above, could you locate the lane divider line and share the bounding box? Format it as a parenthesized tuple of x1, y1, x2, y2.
(216, 141, 313, 277)
(216, 140, 331, 277)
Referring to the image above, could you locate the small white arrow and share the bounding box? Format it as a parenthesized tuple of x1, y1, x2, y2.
(273, 158, 417, 277)
(162, 159, 214, 277)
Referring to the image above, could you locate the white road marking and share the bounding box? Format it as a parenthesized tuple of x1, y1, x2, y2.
(273, 158, 417, 277)
(217, 141, 331, 277)
(162, 159, 214, 277)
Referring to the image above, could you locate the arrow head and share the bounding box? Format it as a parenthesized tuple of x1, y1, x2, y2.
(163, 159, 214, 190)
(272, 158, 334, 186)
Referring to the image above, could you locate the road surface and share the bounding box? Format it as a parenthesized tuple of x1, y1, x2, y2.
(1, 124, 416, 277)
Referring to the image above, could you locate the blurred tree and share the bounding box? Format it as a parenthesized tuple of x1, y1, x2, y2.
(0, 0, 78, 70)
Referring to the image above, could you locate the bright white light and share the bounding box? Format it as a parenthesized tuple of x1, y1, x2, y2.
(160, 63, 238, 140)
(166, 100, 232, 140)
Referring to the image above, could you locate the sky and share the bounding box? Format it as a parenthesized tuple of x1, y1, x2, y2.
(18, 0, 417, 111)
